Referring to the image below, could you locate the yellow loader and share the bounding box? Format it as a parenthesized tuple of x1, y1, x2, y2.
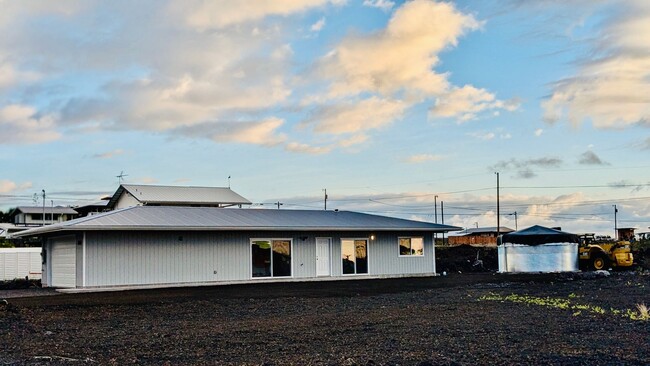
(578, 233, 634, 270)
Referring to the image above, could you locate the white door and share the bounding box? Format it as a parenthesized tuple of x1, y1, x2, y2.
(51, 238, 76, 288)
(316, 238, 331, 276)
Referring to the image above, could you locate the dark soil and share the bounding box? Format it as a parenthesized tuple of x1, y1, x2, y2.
(0, 279, 41, 290)
(2, 272, 649, 365)
(435, 245, 498, 273)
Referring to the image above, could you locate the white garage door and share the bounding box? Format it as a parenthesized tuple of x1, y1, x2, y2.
(51, 238, 76, 288)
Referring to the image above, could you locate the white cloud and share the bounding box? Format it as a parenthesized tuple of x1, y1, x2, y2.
(0, 61, 40, 89)
(0, 104, 60, 144)
(313, 0, 516, 127)
(321, 0, 482, 98)
(169, 0, 338, 30)
(535, 128, 544, 137)
(431, 85, 520, 122)
(177, 118, 287, 146)
(338, 134, 368, 148)
(405, 154, 444, 163)
(1, 2, 295, 143)
(542, 0, 650, 129)
(363, 0, 395, 12)
(0, 180, 32, 194)
(305, 97, 406, 134)
(0, 180, 17, 194)
(285, 142, 331, 154)
(310, 17, 326, 32)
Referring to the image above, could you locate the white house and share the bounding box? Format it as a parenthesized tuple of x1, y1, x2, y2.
(11, 206, 78, 227)
(15, 206, 460, 288)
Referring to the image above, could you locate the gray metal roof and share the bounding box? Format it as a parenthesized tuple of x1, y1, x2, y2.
(449, 226, 514, 236)
(14, 206, 78, 215)
(15, 206, 461, 236)
(107, 184, 251, 207)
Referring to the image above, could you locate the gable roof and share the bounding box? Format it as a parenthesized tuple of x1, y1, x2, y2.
(14, 206, 461, 237)
(107, 184, 251, 208)
(13, 206, 78, 215)
(500, 225, 579, 246)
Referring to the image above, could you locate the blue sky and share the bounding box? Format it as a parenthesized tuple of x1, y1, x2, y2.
(1, 0, 649, 235)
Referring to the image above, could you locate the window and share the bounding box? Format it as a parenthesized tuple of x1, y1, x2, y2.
(341, 239, 368, 275)
(399, 237, 424, 256)
(251, 239, 292, 278)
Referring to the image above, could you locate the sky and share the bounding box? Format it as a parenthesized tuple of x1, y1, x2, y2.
(1, 0, 649, 236)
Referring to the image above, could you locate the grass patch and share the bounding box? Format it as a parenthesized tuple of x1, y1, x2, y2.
(479, 293, 649, 322)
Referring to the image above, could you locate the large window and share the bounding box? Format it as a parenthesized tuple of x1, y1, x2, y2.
(341, 239, 368, 275)
(251, 239, 292, 278)
(399, 237, 424, 256)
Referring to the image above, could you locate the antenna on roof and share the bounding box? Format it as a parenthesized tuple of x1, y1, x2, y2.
(116, 171, 128, 185)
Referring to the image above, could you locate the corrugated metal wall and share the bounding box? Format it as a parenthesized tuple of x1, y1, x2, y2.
(0, 248, 42, 281)
(82, 230, 435, 287)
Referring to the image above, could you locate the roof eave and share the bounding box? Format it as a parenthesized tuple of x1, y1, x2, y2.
(15, 225, 460, 237)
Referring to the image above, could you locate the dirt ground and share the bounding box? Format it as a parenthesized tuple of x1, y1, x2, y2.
(1, 271, 649, 365)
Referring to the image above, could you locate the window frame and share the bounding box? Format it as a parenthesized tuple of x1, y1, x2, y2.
(397, 236, 425, 257)
(249, 238, 294, 279)
(340, 238, 370, 276)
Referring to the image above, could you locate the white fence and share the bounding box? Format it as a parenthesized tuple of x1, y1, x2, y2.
(0, 247, 42, 281)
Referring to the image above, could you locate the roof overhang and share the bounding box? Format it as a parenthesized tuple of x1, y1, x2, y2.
(15, 225, 460, 237)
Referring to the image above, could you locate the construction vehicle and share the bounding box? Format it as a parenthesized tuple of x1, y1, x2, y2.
(578, 233, 634, 270)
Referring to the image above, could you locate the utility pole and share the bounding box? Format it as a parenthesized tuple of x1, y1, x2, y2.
(41, 190, 46, 226)
(51, 200, 54, 223)
(513, 211, 518, 231)
(276, 201, 283, 209)
(613, 205, 618, 240)
(441, 201, 445, 246)
(434, 195, 438, 224)
(228, 176, 231, 188)
(434, 195, 438, 246)
(495, 172, 500, 239)
(323, 189, 328, 210)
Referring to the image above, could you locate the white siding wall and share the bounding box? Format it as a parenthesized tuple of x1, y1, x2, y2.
(80, 230, 436, 288)
(114, 192, 141, 209)
(0, 248, 42, 281)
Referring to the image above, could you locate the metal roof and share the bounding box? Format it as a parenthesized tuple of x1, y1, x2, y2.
(13, 206, 78, 215)
(14, 206, 461, 236)
(107, 184, 251, 207)
(500, 225, 579, 245)
(448, 226, 514, 236)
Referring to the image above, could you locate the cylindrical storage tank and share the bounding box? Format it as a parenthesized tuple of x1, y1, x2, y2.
(498, 225, 579, 273)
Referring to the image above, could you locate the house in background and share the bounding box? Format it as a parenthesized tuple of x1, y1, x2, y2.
(10, 206, 79, 227)
(74, 199, 110, 217)
(107, 184, 252, 210)
(15, 206, 460, 289)
(447, 226, 515, 247)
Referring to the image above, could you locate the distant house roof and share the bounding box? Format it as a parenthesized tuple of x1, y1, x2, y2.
(0, 223, 29, 238)
(74, 200, 111, 216)
(500, 225, 579, 246)
(14, 206, 462, 237)
(449, 226, 514, 236)
(12, 206, 78, 215)
(107, 184, 252, 208)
